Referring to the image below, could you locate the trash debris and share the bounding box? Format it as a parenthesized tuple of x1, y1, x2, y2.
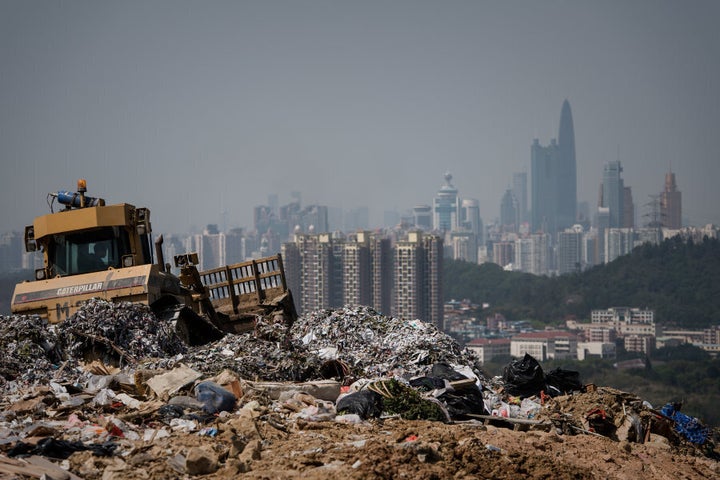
(194, 381, 237, 414)
(502, 353, 546, 398)
(660, 402, 711, 445)
(336, 390, 384, 419)
(59, 299, 187, 366)
(0, 303, 717, 479)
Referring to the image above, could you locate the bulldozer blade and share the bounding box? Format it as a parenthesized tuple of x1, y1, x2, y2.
(159, 305, 226, 346)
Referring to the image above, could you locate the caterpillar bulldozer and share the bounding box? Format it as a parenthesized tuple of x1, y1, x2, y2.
(10, 179, 297, 345)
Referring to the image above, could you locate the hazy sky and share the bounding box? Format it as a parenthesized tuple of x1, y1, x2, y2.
(1, 1, 719, 235)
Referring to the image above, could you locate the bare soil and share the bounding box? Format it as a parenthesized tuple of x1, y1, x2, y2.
(63, 413, 718, 480)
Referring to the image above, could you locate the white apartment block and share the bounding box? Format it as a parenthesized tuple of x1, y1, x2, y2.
(514, 233, 549, 276)
(590, 307, 656, 337)
(605, 228, 634, 263)
(466, 338, 511, 364)
(510, 331, 578, 361)
(591, 307, 654, 325)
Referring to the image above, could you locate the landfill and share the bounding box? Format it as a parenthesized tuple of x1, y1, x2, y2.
(0, 299, 718, 479)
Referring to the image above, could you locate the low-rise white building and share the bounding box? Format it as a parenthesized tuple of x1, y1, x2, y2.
(577, 341, 616, 360)
(465, 338, 511, 364)
(510, 331, 578, 361)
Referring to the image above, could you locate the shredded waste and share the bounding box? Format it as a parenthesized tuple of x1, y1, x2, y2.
(0, 299, 717, 478)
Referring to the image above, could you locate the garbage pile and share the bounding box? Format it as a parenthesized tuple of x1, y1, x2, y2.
(492, 354, 715, 450)
(0, 300, 717, 477)
(0, 299, 187, 393)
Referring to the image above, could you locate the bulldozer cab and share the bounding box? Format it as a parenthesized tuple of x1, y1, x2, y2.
(48, 227, 133, 276)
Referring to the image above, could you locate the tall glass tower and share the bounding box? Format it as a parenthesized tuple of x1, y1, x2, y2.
(557, 100, 577, 231)
(433, 172, 459, 233)
(601, 161, 625, 228)
(531, 100, 577, 234)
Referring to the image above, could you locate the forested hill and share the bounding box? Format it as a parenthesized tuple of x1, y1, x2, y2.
(444, 236, 720, 329)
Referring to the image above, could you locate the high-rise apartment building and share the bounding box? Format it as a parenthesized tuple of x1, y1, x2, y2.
(596, 206, 610, 263)
(283, 231, 414, 321)
(393, 231, 444, 330)
(451, 230, 478, 263)
(433, 172, 459, 233)
(661, 170, 682, 229)
(531, 100, 577, 234)
(557, 225, 584, 274)
(342, 234, 371, 307)
(225, 228, 246, 264)
(192, 225, 226, 270)
(423, 233, 444, 331)
(605, 228, 634, 263)
(460, 198, 484, 247)
(284, 233, 338, 315)
(369, 234, 393, 315)
(492, 241, 514, 268)
(582, 229, 598, 268)
(514, 233, 549, 276)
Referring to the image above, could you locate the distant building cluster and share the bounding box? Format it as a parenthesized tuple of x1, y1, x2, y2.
(455, 305, 720, 364)
(282, 230, 444, 330)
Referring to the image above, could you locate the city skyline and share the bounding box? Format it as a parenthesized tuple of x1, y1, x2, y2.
(1, 1, 719, 236)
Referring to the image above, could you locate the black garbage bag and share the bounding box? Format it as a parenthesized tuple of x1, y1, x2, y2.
(544, 367, 583, 396)
(409, 376, 447, 391)
(413, 364, 488, 419)
(502, 353, 545, 398)
(8, 438, 117, 459)
(437, 387, 487, 419)
(195, 381, 237, 414)
(336, 390, 384, 419)
(431, 362, 470, 381)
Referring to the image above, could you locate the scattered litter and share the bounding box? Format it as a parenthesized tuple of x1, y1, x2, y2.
(0, 303, 717, 478)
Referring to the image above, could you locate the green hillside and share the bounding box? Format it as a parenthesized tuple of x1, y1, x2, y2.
(444, 236, 720, 328)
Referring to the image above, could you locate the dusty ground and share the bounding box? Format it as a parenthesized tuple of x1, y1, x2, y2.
(63, 415, 719, 480)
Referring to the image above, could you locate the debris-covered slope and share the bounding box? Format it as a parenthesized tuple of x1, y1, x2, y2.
(0, 300, 717, 479)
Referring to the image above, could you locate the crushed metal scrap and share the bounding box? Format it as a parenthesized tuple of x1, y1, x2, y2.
(0, 301, 482, 391)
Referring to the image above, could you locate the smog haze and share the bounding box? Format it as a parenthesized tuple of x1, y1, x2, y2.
(1, 1, 719, 234)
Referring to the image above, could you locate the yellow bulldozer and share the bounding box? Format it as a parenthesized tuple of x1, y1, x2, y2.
(10, 179, 297, 345)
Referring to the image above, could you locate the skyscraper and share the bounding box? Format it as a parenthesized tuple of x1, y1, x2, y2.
(413, 204, 433, 230)
(531, 138, 559, 233)
(512, 172, 528, 224)
(661, 170, 682, 229)
(601, 161, 625, 228)
(557, 100, 577, 230)
(433, 172, 459, 233)
(500, 189, 519, 232)
(460, 199, 482, 236)
(622, 186, 635, 229)
(531, 100, 577, 234)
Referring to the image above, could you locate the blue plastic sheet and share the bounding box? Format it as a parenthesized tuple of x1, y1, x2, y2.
(660, 403, 710, 445)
